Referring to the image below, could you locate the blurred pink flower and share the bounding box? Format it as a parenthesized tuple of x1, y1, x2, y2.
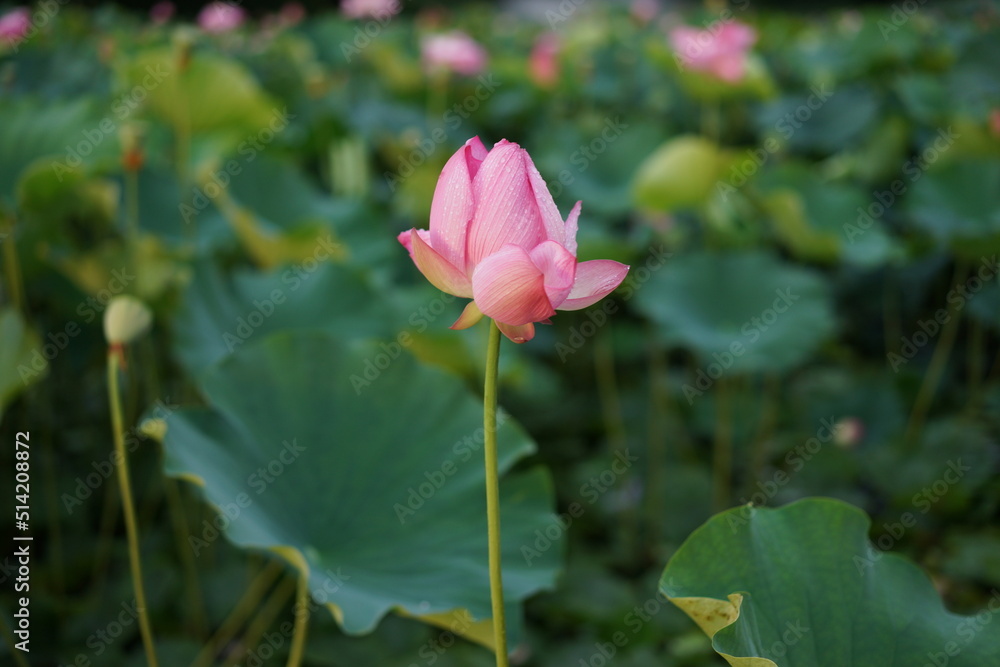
(631, 0, 659, 24)
(149, 2, 175, 25)
(341, 0, 400, 20)
(529, 33, 559, 88)
(669, 21, 757, 82)
(198, 2, 245, 33)
(422, 31, 488, 76)
(0, 7, 30, 46)
(279, 2, 306, 25)
(398, 137, 629, 343)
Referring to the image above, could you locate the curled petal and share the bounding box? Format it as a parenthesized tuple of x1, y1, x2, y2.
(397, 228, 431, 258)
(472, 245, 553, 326)
(465, 135, 489, 179)
(429, 137, 487, 271)
(525, 153, 566, 246)
(450, 301, 484, 330)
(467, 141, 545, 267)
(410, 230, 473, 298)
(557, 260, 630, 311)
(529, 240, 577, 309)
(496, 321, 535, 344)
(563, 201, 581, 256)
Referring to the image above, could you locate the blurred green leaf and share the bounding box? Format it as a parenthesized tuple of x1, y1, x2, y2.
(634, 251, 836, 374)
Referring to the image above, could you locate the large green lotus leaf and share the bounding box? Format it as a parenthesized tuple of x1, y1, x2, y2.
(661, 498, 1000, 666)
(0, 308, 45, 422)
(120, 49, 279, 136)
(903, 158, 1000, 258)
(531, 120, 670, 218)
(16, 159, 119, 240)
(171, 261, 395, 374)
(756, 164, 894, 266)
(0, 97, 114, 205)
(754, 85, 879, 154)
(161, 331, 562, 643)
(634, 252, 835, 373)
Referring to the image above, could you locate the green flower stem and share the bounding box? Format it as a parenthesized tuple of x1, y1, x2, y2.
(107, 351, 159, 667)
(191, 559, 284, 667)
(595, 328, 634, 556)
(163, 479, 208, 639)
(221, 575, 296, 667)
(287, 569, 309, 667)
(483, 319, 509, 667)
(904, 260, 968, 446)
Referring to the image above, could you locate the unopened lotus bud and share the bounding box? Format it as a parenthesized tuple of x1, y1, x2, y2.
(104, 295, 153, 346)
(833, 417, 864, 449)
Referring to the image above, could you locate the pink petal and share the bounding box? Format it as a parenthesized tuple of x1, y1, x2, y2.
(712, 52, 746, 82)
(718, 22, 757, 50)
(429, 138, 486, 272)
(529, 240, 577, 309)
(564, 201, 581, 256)
(557, 260, 630, 311)
(450, 301, 484, 330)
(409, 230, 473, 298)
(525, 152, 566, 246)
(466, 136, 489, 180)
(466, 141, 546, 268)
(397, 228, 430, 257)
(497, 321, 535, 344)
(472, 245, 553, 326)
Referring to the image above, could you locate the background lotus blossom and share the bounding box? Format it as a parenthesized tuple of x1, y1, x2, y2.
(631, 0, 659, 24)
(421, 31, 488, 77)
(669, 21, 757, 82)
(198, 2, 245, 33)
(149, 2, 174, 25)
(398, 137, 629, 343)
(0, 7, 30, 46)
(341, 0, 400, 20)
(529, 33, 560, 88)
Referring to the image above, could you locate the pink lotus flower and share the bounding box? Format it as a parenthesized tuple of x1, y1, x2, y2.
(669, 21, 757, 83)
(149, 2, 175, 25)
(198, 2, 245, 33)
(422, 31, 488, 77)
(0, 7, 30, 46)
(529, 33, 559, 88)
(631, 0, 659, 25)
(280, 2, 306, 25)
(341, 0, 400, 20)
(398, 137, 630, 343)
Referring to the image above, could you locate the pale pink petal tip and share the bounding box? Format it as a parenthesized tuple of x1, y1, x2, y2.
(558, 260, 630, 311)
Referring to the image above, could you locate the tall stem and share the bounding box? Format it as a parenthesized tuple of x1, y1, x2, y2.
(904, 260, 968, 447)
(595, 328, 633, 556)
(286, 569, 309, 667)
(483, 320, 508, 667)
(107, 352, 159, 667)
